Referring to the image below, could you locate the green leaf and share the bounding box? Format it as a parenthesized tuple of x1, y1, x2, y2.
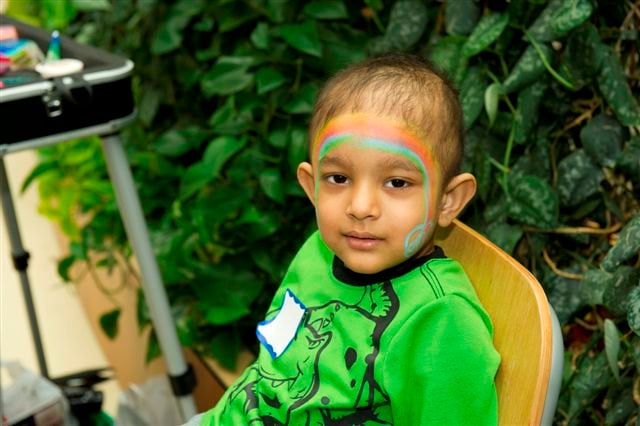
(616, 136, 640, 180)
(460, 66, 487, 129)
(237, 206, 281, 239)
(603, 319, 621, 382)
(303, 1, 348, 20)
(484, 82, 501, 127)
(548, 268, 588, 324)
(551, 0, 593, 35)
(581, 268, 613, 305)
(568, 352, 612, 418)
(507, 174, 558, 227)
(563, 23, 605, 84)
(208, 97, 254, 135)
(556, 149, 603, 207)
(597, 46, 640, 126)
(627, 286, 640, 336)
(256, 67, 286, 94)
(501, 43, 552, 95)
(278, 21, 322, 57)
(283, 83, 319, 114)
(602, 213, 640, 271)
(154, 127, 205, 157)
(258, 168, 285, 203)
(288, 127, 309, 173)
(428, 35, 467, 85)
(384, 0, 428, 50)
(445, 0, 480, 36)
(99, 308, 121, 340)
(179, 136, 248, 198)
(514, 80, 547, 144)
(138, 87, 162, 126)
(218, 3, 259, 33)
(462, 12, 509, 57)
(201, 60, 254, 97)
(527, 0, 564, 42)
(485, 222, 523, 254)
(250, 22, 270, 50)
(210, 330, 240, 370)
(72, 0, 111, 12)
(206, 304, 250, 325)
(20, 161, 59, 193)
(57, 255, 75, 282)
(151, 0, 203, 55)
(603, 266, 639, 316)
(580, 114, 624, 168)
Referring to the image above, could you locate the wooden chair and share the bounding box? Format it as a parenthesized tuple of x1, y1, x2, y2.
(435, 219, 563, 425)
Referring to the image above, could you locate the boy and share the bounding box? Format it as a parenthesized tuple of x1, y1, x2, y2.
(198, 53, 500, 425)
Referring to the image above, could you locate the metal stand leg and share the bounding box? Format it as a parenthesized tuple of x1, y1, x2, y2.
(99, 134, 197, 421)
(0, 156, 49, 379)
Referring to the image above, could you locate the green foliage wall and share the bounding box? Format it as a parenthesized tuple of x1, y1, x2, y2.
(16, 0, 640, 423)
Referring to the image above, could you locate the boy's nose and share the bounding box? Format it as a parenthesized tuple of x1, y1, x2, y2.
(346, 183, 379, 220)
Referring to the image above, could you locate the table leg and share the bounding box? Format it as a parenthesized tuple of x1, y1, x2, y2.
(100, 134, 197, 421)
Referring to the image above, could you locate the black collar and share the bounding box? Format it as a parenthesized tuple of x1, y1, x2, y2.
(332, 246, 446, 286)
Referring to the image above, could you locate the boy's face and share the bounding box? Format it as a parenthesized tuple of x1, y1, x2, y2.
(300, 113, 443, 274)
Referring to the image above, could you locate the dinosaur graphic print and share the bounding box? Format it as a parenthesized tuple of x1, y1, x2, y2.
(218, 281, 399, 425)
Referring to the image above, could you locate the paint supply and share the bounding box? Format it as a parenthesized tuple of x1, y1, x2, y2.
(35, 58, 84, 78)
(0, 38, 44, 70)
(0, 25, 19, 41)
(46, 30, 60, 61)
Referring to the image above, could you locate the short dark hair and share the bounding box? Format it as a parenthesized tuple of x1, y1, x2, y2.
(309, 52, 464, 183)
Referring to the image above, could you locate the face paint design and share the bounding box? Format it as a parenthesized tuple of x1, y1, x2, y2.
(312, 113, 440, 261)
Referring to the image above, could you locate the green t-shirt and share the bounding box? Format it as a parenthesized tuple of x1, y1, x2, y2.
(201, 231, 500, 425)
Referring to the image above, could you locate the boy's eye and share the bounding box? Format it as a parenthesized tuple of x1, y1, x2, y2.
(386, 178, 409, 188)
(327, 174, 348, 184)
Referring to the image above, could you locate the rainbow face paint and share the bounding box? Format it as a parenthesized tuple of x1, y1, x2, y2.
(312, 113, 441, 260)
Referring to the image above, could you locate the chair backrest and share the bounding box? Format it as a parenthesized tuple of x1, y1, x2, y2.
(434, 219, 554, 425)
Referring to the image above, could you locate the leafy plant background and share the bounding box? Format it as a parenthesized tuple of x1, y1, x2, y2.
(8, 0, 639, 424)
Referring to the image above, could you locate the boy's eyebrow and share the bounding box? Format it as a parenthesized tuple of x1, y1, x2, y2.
(382, 157, 422, 173)
(319, 154, 353, 168)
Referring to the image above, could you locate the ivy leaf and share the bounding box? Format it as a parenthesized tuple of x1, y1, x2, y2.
(303, 0, 348, 20)
(201, 60, 254, 97)
(581, 268, 613, 305)
(218, 3, 258, 33)
(462, 12, 509, 58)
(580, 114, 624, 168)
(283, 83, 319, 114)
(507, 174, 558, 227)
(568, 352, 612, 418)
(99, 308, 121, 340)
(445, 0, 480, 36)
(501, 43, 552, 94)
(256, 67, 286, 94)
(602, 213, 640, 272)
(428, 35, 467, 85)
(206, 304, 251, 325)
(485, 222, 523, 254)
(208, 97, 254, 135)
(597, 46, 640, 126)
(603, 319, 621, 382)
(57, 254, 75, 282)
(484, 82, 501, 127)
(527, 0, 564, 42)
(384, 0, 428, 50)
(278, 21, 322, 57)
(460, 66, 487, 129)
(627, 286, 640, 336)
(250, 22, 270, 50)
(151, 0, 204, 54)
(551, 0, 594, 35)
(259, 168, 285, 203)
(562, 23, 606, 90)
(288, 127, 308, 174)
(616, 136, 640, 180)
(556, 149, 603, 207)
(547, 268, 588, 324)
(514, 80, 547, 144)
(603, 267, 639, 316)
(154, 126, 205, 157)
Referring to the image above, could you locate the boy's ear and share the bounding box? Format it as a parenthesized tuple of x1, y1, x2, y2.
(437, 173, 476, 228)
(297, 161, 316, 207)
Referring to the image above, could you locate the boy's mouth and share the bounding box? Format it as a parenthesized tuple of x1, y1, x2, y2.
(344, 232, 383, 250)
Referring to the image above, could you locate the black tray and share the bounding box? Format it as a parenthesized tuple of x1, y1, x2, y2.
(0, 15, 136, 153)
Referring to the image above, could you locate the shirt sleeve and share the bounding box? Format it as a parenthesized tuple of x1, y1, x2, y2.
(382, 294, 500, 426)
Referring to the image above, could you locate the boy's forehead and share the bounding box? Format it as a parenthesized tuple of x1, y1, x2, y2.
(312, 113, 434, 164)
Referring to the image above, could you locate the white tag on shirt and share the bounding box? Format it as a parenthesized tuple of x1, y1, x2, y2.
(256, 289, 306, 359)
